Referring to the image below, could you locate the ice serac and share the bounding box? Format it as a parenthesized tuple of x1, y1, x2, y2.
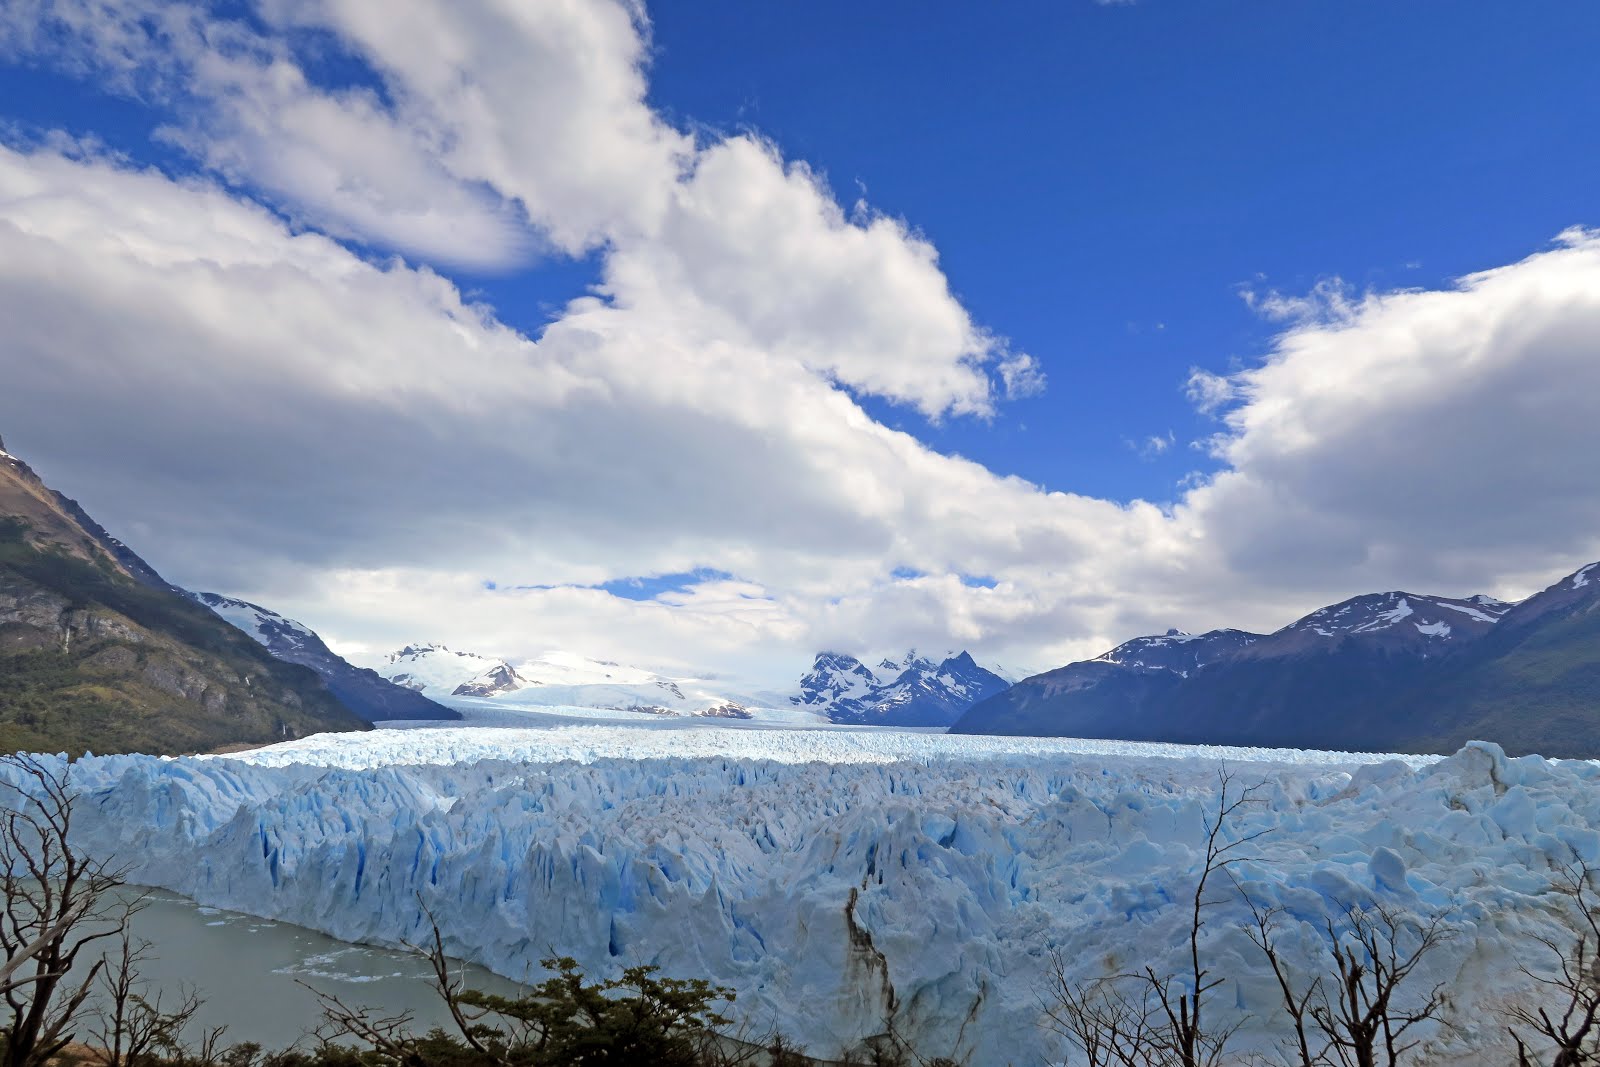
(22, 727, 1600, 1065)
(953, 564, 1600, 756)
(192, 594, 459, 723)
(791, 649, 1009, 726)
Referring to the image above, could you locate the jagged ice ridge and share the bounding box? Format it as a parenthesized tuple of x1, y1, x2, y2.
(19, 726, 1600, 1064)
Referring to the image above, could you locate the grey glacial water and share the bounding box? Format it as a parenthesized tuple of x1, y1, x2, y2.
(99, 890, 524, 1052)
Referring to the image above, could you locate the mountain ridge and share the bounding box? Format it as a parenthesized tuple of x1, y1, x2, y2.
(192, 593, 458, 723)
(0, 440, 370, 755)
(373, 642, 1010, 726)
(791, 648, 1010, 727)
(952, 563, 1600, 756)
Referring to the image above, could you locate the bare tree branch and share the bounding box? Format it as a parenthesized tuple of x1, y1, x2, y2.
(1506, 862, 1600, 1067)
(1306, 903, 1452, 1067)
(0, 752, 143, 1067)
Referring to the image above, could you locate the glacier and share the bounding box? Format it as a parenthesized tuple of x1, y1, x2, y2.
(10, 723, 1600, 1064)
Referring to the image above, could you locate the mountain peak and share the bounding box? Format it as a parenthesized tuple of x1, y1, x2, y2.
(792, 648, 1009, 726)
(0, 439, 174, 589)
(1256, 590, 1513, 657)
(951, 559, 1600, 755)
(388, 642, 463, 662)
(1092, 628, 1262, 675)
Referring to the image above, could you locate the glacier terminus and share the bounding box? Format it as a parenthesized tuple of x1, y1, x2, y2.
(19, 719, 1599, 1065)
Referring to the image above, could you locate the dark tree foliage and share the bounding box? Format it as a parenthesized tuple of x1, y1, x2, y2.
(310, 915, 748, 1067)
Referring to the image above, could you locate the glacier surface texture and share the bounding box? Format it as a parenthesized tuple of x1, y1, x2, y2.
(15, 725, 1600, 1065)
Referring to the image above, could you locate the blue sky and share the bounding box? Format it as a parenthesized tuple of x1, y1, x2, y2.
(3, 1, 1600, 681)
(640, 0, 1600, 500)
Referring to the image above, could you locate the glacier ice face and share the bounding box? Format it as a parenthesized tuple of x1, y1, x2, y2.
(15, 726, 1600, 1065)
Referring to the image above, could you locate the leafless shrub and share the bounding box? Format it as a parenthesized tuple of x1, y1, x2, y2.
(1043, 769, 1269, 1067)
(1507, 862, 1600, 1067)
(0, 752, 141, 1067)
(91, 927, 204, 1067)
(1239, 887, 1451, 1067)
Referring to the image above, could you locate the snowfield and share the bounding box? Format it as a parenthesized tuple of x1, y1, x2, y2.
(213, 719, 1440, 772)
(17, 723, 1600, 1065)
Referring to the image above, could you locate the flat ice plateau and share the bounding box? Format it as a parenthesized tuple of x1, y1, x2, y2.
(22, 722, 1600, 1065)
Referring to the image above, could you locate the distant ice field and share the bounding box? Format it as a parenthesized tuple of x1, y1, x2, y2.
(215, 708, 1442, 771)
(23, 714, 1598, 1064)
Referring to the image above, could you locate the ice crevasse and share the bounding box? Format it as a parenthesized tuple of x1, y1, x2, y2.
(8, 727, 1600, 1065)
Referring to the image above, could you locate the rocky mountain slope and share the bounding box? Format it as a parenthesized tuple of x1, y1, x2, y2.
(0, 436, 368, 755)
(952, 568, 1600, 756)
(192, 594, 457, 723)
(791, 649, 1010, 727)
(1397, 564, 1600, 755)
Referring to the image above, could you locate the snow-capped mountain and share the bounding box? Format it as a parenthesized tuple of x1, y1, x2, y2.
(381, 643, 525, 697)
(196, 592, 322, 656)
(1081, 592, 1513, 681)
(1093, 628, 1260, 676)
(452, 662, 530, 698)
(1242, 590, 1513, 659)
(375, 645, 799, 721)
(954, 561, 1600, 756)
(193, 594, 457, 723)
(791, 649, 1010, 727)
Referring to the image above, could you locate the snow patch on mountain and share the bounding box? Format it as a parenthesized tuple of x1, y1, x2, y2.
(1437, 600, 1504, 623)
(1282, 591, 1511, 643)
(1092, 628, 1261, 675)
(1351, 596, 1415, 632)
(192, 593, 317, 651)
(1236, 590, 1517, 661)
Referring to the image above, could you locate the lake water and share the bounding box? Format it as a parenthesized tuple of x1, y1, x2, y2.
(100, 889, 526, 1054)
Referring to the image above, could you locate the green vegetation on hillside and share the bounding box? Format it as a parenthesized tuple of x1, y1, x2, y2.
(1411, 602, 1600, 756)
(0, 519, 365, 755)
